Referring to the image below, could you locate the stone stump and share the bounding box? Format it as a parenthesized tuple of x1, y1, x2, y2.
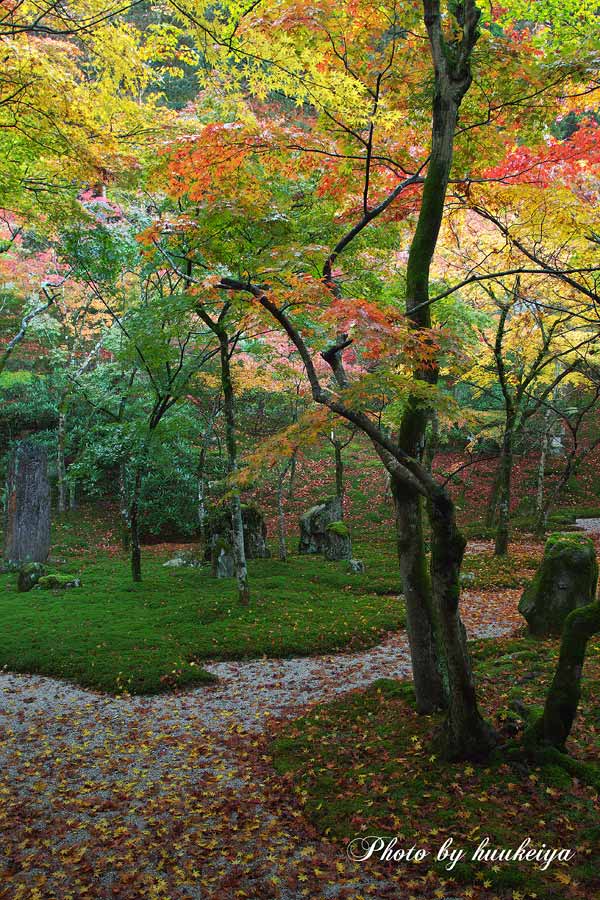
(299, 496, 343, 554)
(519, 532, 598, 636)
(203, 504, 270, 563)
(211, 540, 235, 578)
(323, 521, 352, 561)
(3, 441, 51, 569)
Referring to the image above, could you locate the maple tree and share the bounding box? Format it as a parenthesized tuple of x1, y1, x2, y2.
(3, 5, 600, 893)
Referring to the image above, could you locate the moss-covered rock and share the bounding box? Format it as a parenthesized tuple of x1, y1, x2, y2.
(204, 503, 270, 561)
(324, 520, 352, 561)
(299, 497, 343, 554)
(211, 537, 234, 578)
(36, 574, 81, 590)
(17, 562, 46, 592)
(519, 533, 598, 636)
(326, 521, 349, 537)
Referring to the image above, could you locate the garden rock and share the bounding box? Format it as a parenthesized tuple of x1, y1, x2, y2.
(299, 496, 343, 554)
(519, 532, 598, 636)
(213, 542, 235, 578)
(204, 504, 270, 561)
(324, 521, 352, 561)
(3, 441, 51, 568)
(163, 550, 203, 569)
(17, 562, 46, 592)
(35, 574, 81, 590)
(348, 558, 365, 574)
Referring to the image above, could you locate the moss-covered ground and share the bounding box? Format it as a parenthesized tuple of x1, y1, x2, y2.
(272, 632, 600, 899)
(0, 507, 404, 693)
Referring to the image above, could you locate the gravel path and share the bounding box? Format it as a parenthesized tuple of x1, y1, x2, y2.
(575, 517, 600, 533)
(0, 590, 521, 900)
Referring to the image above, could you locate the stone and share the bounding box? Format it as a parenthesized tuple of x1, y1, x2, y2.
(299, 496, 343, 554)
(163, 550, 203, 569)
(3, 441, 51, 568)
(212, 540, 235, 578)
(17, 562, 46, 592)
(348, 558, 365, 574)
(35, 574, 81, 590)
(519, 533, 598, 636)
(204, 504, 270, 562)
(324, 521, 352, 561)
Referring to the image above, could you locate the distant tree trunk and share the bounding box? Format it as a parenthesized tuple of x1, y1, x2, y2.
(277, 465, 288, 562)
(68, 479, 77, 510)
(119, 463, 130, 550)
(485, 465, 501, 528)
(57, 407, 67, 514)
(494, 414, 515, 556)
(334, 441, 344, 503)
(535, 410, 551, 536)
(219, 333, 249, 605)
(3, 441, 51, 566)
(287, 452, 297, 500)
(130, 467, 142, 583)
(197, 444, 208, 533)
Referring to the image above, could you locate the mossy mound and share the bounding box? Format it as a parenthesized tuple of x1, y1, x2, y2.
(36, 574, 81, 590)
(519, 533, 598, 636)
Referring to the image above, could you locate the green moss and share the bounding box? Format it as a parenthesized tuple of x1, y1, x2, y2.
(0, 541, 405, 694)
(37, 574, 80, 589)
(272, 632, 600, 898)
(326, 521, 349, 537)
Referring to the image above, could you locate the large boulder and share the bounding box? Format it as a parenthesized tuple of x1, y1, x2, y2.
(203, 504, 270, 561)
(519, 533, 598, 636)
(299, 496, 343, 554)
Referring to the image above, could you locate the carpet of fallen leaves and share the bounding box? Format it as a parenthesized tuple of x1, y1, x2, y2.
(0, 579, 527, 900)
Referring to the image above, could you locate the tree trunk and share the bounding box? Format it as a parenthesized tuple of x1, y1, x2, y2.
(485, 465, 501, 528)
(197, 445, 207, 532)
(534, 411, 551, 536)
(392, 478, 445, 713)
(334, 441, 344, 508)
(526, 602, 600, 751)
(287, 451, 297, 500)
(119, 463, 131, 550)
(429, 492, 497, 759)
(397, 1, 489, 754)
(3, 441, 51, 567)
(68, 480, 77, 511)
(219, 333, 250, 605)
(494, 419, 514, 556)
(277, 467, 287, 561)
(130, 468, 142, 583)
(57, 408, 67, 515)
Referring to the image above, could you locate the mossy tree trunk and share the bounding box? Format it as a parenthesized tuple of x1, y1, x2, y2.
(527, 602, 600, 751)
(429, 491, 496, 758)
(391, 478, 444, 713)
(394, 0, 492, 753)
(218, 0, 491, 759)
